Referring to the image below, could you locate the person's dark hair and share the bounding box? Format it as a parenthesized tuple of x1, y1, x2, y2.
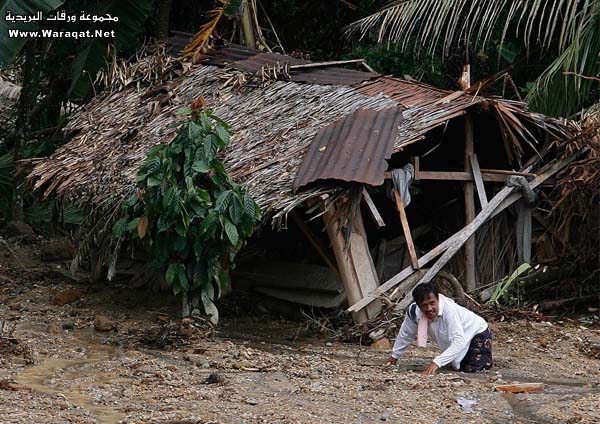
(412, 282, 439, 305)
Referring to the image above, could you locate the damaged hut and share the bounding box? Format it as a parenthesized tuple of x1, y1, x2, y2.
(28, 42, 574, 324)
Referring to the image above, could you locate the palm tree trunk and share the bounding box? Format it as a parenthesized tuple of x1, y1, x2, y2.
(156, 0, 173, 42)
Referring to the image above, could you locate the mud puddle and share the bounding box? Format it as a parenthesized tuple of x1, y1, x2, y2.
(16, 331, 128, 424)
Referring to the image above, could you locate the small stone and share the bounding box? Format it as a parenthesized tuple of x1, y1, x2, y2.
(40, 238, 75, 262)
(61, 322, 75, 331)
(94, 314, 115, 332)
(371, 338, 391, 351)
(203, 373, 224, 384)
(47, 323, 62, 335)
(51, 289, 82, 306)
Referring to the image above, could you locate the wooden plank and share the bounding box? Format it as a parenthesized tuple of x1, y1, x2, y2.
(323, 205, 380, 323)
(393, 190, 419, 270)
(362, 188, 385, 228)
(291, 211, 340, 281)
(480, 169, 536, 178)
(464, 116, 476, 293)
(495, 383, 544, 393)
(386, 170, 509, 182)
(348, 156, 576, 313)
(469, 154, 488, 208)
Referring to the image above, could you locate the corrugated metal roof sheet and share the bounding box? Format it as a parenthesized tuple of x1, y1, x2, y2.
(293, 107, 403, 192)
(197, 42, 378, 86)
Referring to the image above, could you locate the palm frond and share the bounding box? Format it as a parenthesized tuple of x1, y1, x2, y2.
(181, 0, 243, 60)
(345, 0, 599, 56)
(526, 13, 600, 117)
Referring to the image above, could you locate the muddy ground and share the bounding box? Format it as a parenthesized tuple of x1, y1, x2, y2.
(1, 242, 599, 423)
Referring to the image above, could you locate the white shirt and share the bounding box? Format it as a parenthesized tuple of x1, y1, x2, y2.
(392, 294, 488, 370)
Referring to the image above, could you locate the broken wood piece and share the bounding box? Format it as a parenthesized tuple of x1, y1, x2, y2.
(362, 188, 385, 228)
(393, 190, 419, 270)
(348, 156, 577, 313)
(384, 170, 533, 182)
(469, 154, 488, 208)
(495, 383, 544, 393)
(323, 205, 381, 323)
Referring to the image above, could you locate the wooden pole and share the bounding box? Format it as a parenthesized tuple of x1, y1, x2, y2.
(393, 190, 419, 269)
(323, 204, 381, 323)
(461, 64, 476, 293)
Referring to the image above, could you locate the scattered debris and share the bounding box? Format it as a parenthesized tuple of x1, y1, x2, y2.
(457, 396, 478, 413)
(495, 383, 544, 393)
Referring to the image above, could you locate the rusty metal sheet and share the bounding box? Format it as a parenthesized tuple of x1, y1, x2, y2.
(231, 53, 377, 86)
(293, 107, 403, 192)
(356, 77, 452, 108)
(231, 52, 309, 72)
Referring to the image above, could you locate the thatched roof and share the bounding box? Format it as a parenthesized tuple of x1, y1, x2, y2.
(28, 44, 572, 227)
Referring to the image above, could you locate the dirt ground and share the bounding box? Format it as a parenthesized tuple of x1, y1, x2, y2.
(1, 243, 599, 424)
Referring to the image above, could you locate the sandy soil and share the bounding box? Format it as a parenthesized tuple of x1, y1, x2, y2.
(1, 245, 599, 423)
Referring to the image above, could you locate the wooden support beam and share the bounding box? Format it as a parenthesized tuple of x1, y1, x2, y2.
(464, 116, 476, 293)
(362, 188, 385, 228)
(385, 170, 523, 182)
(291, 211, 340, 281)
(348, 155, 578, 313)
(469, 154, 488, 208)
(393, 190, 419, 270)
(323, 205, 381, 323)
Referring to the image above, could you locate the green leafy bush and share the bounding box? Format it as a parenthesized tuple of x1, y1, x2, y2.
(114, 98, 261, 323)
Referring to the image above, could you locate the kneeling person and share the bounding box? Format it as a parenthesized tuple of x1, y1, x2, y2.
(387, 282, 492, 374)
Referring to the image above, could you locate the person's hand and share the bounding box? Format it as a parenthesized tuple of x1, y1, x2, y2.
(385, 357, 397, 366)
(422, 362, 439, 375)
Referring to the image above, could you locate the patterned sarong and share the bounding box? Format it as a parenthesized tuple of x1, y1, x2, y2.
(460, 328, 493, 373)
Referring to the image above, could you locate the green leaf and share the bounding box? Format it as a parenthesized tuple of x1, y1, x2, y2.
(229, 196, 243, 224)
(112, 217, 128, 238)
(188, 121, 203, 142)
(174, 236, 187, 252)
(177, 107, 191, 116)
(176, 264, 189, 290)
(498, 43, 519, 62)
(215, 191, 232, 211)
(127, 217, 141, 232)
(165, 263, 177, 285)
(243, 194, 257, 218)
(203, 134, 218, 161)
(199, 212, 217, 236)
(195, 188, 211, 203)
(147, 176, 162, 187)
(215, 125, 231, 148)
(224, 219, 239, 246)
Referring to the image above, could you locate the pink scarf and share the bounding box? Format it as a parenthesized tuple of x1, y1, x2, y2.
(417, 316, 429, 347)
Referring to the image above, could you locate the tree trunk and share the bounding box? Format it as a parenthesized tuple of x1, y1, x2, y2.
(10, 41, 40, 222)
(240, 0, 257, 49)
(156, 0, 173, 42)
